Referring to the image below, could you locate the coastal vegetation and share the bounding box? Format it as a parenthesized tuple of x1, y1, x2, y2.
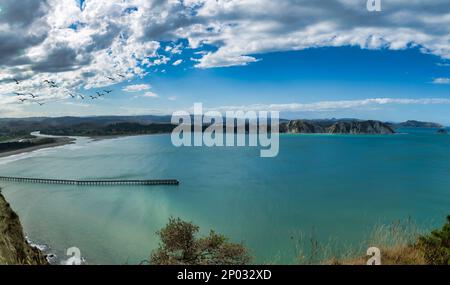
(0, 137, 57, 153)
(149, 217, 450, 265)
(149, 218, 251, 265)
(328, 216, 450, 265)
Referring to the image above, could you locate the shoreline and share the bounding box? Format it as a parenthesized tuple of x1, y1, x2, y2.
(0, 137, 76, 159)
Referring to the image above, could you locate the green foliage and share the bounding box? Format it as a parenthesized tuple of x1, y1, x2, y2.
(150, 218, 251, 265)
(418, 215, 450, 265)
(0, 138, 56, 153)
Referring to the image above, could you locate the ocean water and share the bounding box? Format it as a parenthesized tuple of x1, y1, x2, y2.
(0, 129, 449, 264)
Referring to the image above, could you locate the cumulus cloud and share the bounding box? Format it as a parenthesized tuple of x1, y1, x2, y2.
(1, 0, 450, 112)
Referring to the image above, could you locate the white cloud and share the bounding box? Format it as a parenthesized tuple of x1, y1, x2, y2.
(142, 91, 158, 98)
(168, 96, 177, 101)
(172, 59, 183, 66)
(432, 78, 450, 84)
(1, 0, 450, 113)
(123, 84, 151, 92)
(208, 98, 450, 113)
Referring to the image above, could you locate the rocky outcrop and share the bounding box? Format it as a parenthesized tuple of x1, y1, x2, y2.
(437, 129, 448, 134)
(327, 120, 395, 134)
(280, 120, 325, 134)
(0, 191, 48, 265)
(280, 120, 395, 134)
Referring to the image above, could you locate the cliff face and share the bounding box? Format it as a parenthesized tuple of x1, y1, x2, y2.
(327, 120, 395, 134)
(0, 191, 48, 265)
(281, 120, 325, 133)
(280, 120, 395, 134)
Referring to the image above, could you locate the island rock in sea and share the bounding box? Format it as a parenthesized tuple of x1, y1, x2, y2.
(0, 191, 48, 265)
(437, 129, 448, 135)
(280, 120, 395, 134)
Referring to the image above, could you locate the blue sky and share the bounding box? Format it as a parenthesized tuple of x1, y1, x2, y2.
(0, 0, 449, 124)
(78, 46, 450, 124)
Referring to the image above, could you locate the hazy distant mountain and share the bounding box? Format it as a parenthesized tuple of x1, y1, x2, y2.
(388, 120, 443, 129)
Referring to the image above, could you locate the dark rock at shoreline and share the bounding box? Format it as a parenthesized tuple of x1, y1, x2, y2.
(436, 129, 448, 134)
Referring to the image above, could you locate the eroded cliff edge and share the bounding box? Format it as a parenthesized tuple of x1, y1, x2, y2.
(0, 191, 48, 265)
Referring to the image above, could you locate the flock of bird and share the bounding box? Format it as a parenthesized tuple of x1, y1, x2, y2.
(10, 74, 124, 106)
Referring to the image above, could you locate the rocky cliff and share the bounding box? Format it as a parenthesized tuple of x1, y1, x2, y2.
(280, 120, 395, 134)
(0, 191, 48, 265)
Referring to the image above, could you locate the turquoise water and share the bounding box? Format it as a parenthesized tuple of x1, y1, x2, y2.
(0, 129, 449, 264)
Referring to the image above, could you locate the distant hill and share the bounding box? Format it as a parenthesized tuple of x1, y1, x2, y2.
(388, 120, 443, 129)
(0, 116, 443, 137)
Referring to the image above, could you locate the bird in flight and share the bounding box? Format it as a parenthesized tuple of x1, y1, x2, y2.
(90, 95, 97, 100)
(28, 93, 37, 98)
(19, 98, 28, 103)
(79, 95, 85, 100)
(68, 93, 76, 98)
(106, 76, 115, 81)
(103, 90, 113, 94)
(36, 102, 45, 106)
(116, 73, 126, 78)
(13, 78, 20, 85)
(96, 92, 105, 97)
(13, 92, 25, 96)
(44, 80, 58, 88)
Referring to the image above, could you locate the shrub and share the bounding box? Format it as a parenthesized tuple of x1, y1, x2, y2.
(150, 218, 251, 265)
(418, 215, 450, 265)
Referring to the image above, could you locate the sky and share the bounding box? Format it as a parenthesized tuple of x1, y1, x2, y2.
(0, 0, 449, 124)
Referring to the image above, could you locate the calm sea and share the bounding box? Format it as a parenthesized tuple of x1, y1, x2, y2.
(0, 128, 449, 264)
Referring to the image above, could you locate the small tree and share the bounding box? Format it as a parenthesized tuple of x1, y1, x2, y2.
(150, 218, 251, 265)
(418, 215, 450, 265)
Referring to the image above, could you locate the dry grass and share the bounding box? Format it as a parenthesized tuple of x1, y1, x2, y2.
(292, 218, 430, 265)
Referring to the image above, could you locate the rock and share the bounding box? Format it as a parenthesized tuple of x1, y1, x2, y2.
(327, 120, 395, 134)
(280, 120, 325, 134)
(280, 119, 395, 134)
(436, 129, 448, 134)
(0, 191, 48, 265)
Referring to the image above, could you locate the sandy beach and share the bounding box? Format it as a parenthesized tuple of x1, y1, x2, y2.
(0, 137, 75, 159)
